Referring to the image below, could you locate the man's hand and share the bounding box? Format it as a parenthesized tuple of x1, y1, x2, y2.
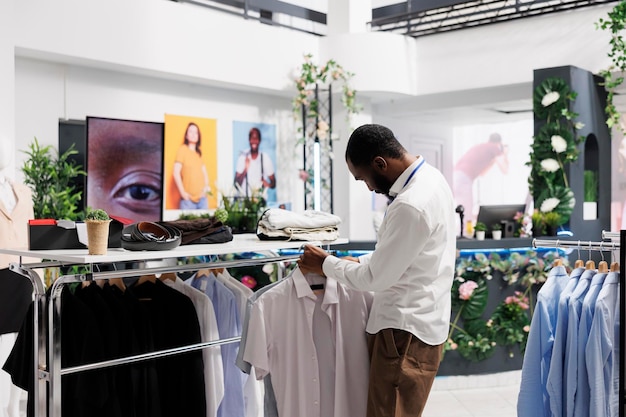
(297, 244, 329, 276)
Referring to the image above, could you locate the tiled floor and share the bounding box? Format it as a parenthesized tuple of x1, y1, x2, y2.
(17, 371, 522, 417)
(423, 370, 521, 417)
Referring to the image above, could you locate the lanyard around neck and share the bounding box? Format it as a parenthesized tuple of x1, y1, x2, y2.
(402, 158, 425, 189)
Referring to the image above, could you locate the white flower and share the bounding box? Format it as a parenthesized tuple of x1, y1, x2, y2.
(550, 135, 567, 153)
(316, 120, 329, 140)
(540, 197, 560, 213)
(262, 264, 274, 275)
(574, 122, 585, 130)
(540, 158, 560, 172)
(541, 91, 560, 107)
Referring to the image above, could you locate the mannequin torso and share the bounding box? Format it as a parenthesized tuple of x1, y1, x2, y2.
(0, 177, 17, 214)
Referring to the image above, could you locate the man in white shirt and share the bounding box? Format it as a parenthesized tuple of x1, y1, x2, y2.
(298, 124, 456, 417)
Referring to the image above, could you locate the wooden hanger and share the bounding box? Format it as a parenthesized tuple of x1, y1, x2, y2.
(585, 260, 596, 270)
(159, 272, 178, 282)
(211, 267, 225, 275)
(553, 259, 563, 267)
(598, 260, 609, 273)
(109, 277, 126, 291)
(574, 259, 584, 268)
(136, 274, 157, 285)
(611, 262, 620, 272)
(196, 268, 211, 278)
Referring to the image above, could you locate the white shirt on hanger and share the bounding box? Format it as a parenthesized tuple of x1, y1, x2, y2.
(243, 268, 372, 417)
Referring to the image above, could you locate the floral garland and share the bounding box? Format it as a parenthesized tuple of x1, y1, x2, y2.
(444, 250, 563, 362)
(293, 53, 361, 199)
(292, 53, 361, 126)
(596, 1, 626, 133)
(528, 77, 584, 234)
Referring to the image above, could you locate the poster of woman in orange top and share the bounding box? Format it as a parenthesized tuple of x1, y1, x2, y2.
(164, 114, 217, 211)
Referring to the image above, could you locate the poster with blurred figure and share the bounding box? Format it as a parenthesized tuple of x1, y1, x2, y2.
(452, 121, 533, 228)
(164, 114, 218, 212)
(232, 121, 277, 205)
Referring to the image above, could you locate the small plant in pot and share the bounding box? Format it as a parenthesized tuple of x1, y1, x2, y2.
(491, 223, 503, 240)
(474, 222, 487, 240)
(85, 208, 111, 255)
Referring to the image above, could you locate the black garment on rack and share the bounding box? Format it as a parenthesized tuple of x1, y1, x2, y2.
(74, 284, 123, 417)
(2, 301, 35, 417)
(3, 280, 207, 417)
(130, 279, 206, 417)
(0, 267, 32, 334)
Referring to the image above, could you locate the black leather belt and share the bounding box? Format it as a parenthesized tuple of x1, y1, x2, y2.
(121, 222, 182, 251)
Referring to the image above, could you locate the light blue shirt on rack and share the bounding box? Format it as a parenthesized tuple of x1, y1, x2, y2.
(517, 264, 569, 417)
(586, 272, 620, 417)
(187, 272, 245, 417)
(563, 268, 596, 417)
(546, 267, 585, 417)
(573, 271, 607, 417)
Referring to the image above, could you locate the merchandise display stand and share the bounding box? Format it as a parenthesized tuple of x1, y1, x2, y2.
(533, 231, 624, 417)
(0, 234, 347, 417)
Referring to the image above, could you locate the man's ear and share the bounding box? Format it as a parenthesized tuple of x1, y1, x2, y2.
(372, 156, 387, 171)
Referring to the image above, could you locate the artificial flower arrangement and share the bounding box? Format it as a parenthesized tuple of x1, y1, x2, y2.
(292, 53, 361, 130)
(293, 53, 362, 208)
(527, 77, 584, 235)
(444, 250, 563, 362)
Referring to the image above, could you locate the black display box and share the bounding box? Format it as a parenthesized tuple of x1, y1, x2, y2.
(28, 217, 131, 250)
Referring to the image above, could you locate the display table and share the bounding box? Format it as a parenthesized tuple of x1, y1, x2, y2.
(1, 233, 347, 264)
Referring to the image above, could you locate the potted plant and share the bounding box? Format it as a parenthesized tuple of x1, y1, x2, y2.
(474, 222, 487, 241)
(583, 170, 598, 220)
(21, 137, 85, 220)
(543, 211, 562, 236)
(491, 223, 503, 240)
(221, 193, 266, 234)
(85, 207, 111, 255)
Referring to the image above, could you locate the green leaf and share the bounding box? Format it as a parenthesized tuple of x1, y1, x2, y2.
(461, 280, 488, 320)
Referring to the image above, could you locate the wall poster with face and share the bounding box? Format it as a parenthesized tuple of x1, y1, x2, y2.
(86, 116, 164, 222)
(232, 121, 277, 205)
(163, 114, 218, 215)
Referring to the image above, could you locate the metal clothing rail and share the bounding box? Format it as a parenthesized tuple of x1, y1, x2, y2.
(61, 337, 241, 376)
(45, 253, 302, 417)
(0, 235, 348, 417)
(534, 232, 624, 417)
(532, 238, 620, 252)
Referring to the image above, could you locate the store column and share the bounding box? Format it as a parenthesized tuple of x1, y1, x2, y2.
(324, 0, 378, 241)
(327, 0, 371, 35)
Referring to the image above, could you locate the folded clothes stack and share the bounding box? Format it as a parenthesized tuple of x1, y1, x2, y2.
(256, 208, 341, 241)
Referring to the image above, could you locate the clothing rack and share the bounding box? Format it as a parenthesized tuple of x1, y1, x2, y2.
(533, 232, 625, 417)
(0, 234, 347, 417)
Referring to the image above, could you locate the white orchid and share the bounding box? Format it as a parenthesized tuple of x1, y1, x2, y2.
(541, 91, 560, 107)
(540, 198, 560, 213)
(540, 158, 560, 172)
(550, 135, 567, 153)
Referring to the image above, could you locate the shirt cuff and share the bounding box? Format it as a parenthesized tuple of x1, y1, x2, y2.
(322, 255, 339, 277)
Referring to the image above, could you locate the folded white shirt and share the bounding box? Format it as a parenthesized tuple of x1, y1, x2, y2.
(260, 208, 341, 229)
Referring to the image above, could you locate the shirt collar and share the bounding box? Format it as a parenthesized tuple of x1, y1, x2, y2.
(292, 268, 338, 304)
(388, 156, 423, 199)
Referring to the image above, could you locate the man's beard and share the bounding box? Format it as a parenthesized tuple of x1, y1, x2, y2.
(372, 171, 393, 197)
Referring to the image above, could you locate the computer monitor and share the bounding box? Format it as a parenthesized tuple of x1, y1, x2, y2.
(476, 204, 526, 238)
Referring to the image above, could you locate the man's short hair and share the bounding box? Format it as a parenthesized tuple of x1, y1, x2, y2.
(345, 124, 406, 167)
